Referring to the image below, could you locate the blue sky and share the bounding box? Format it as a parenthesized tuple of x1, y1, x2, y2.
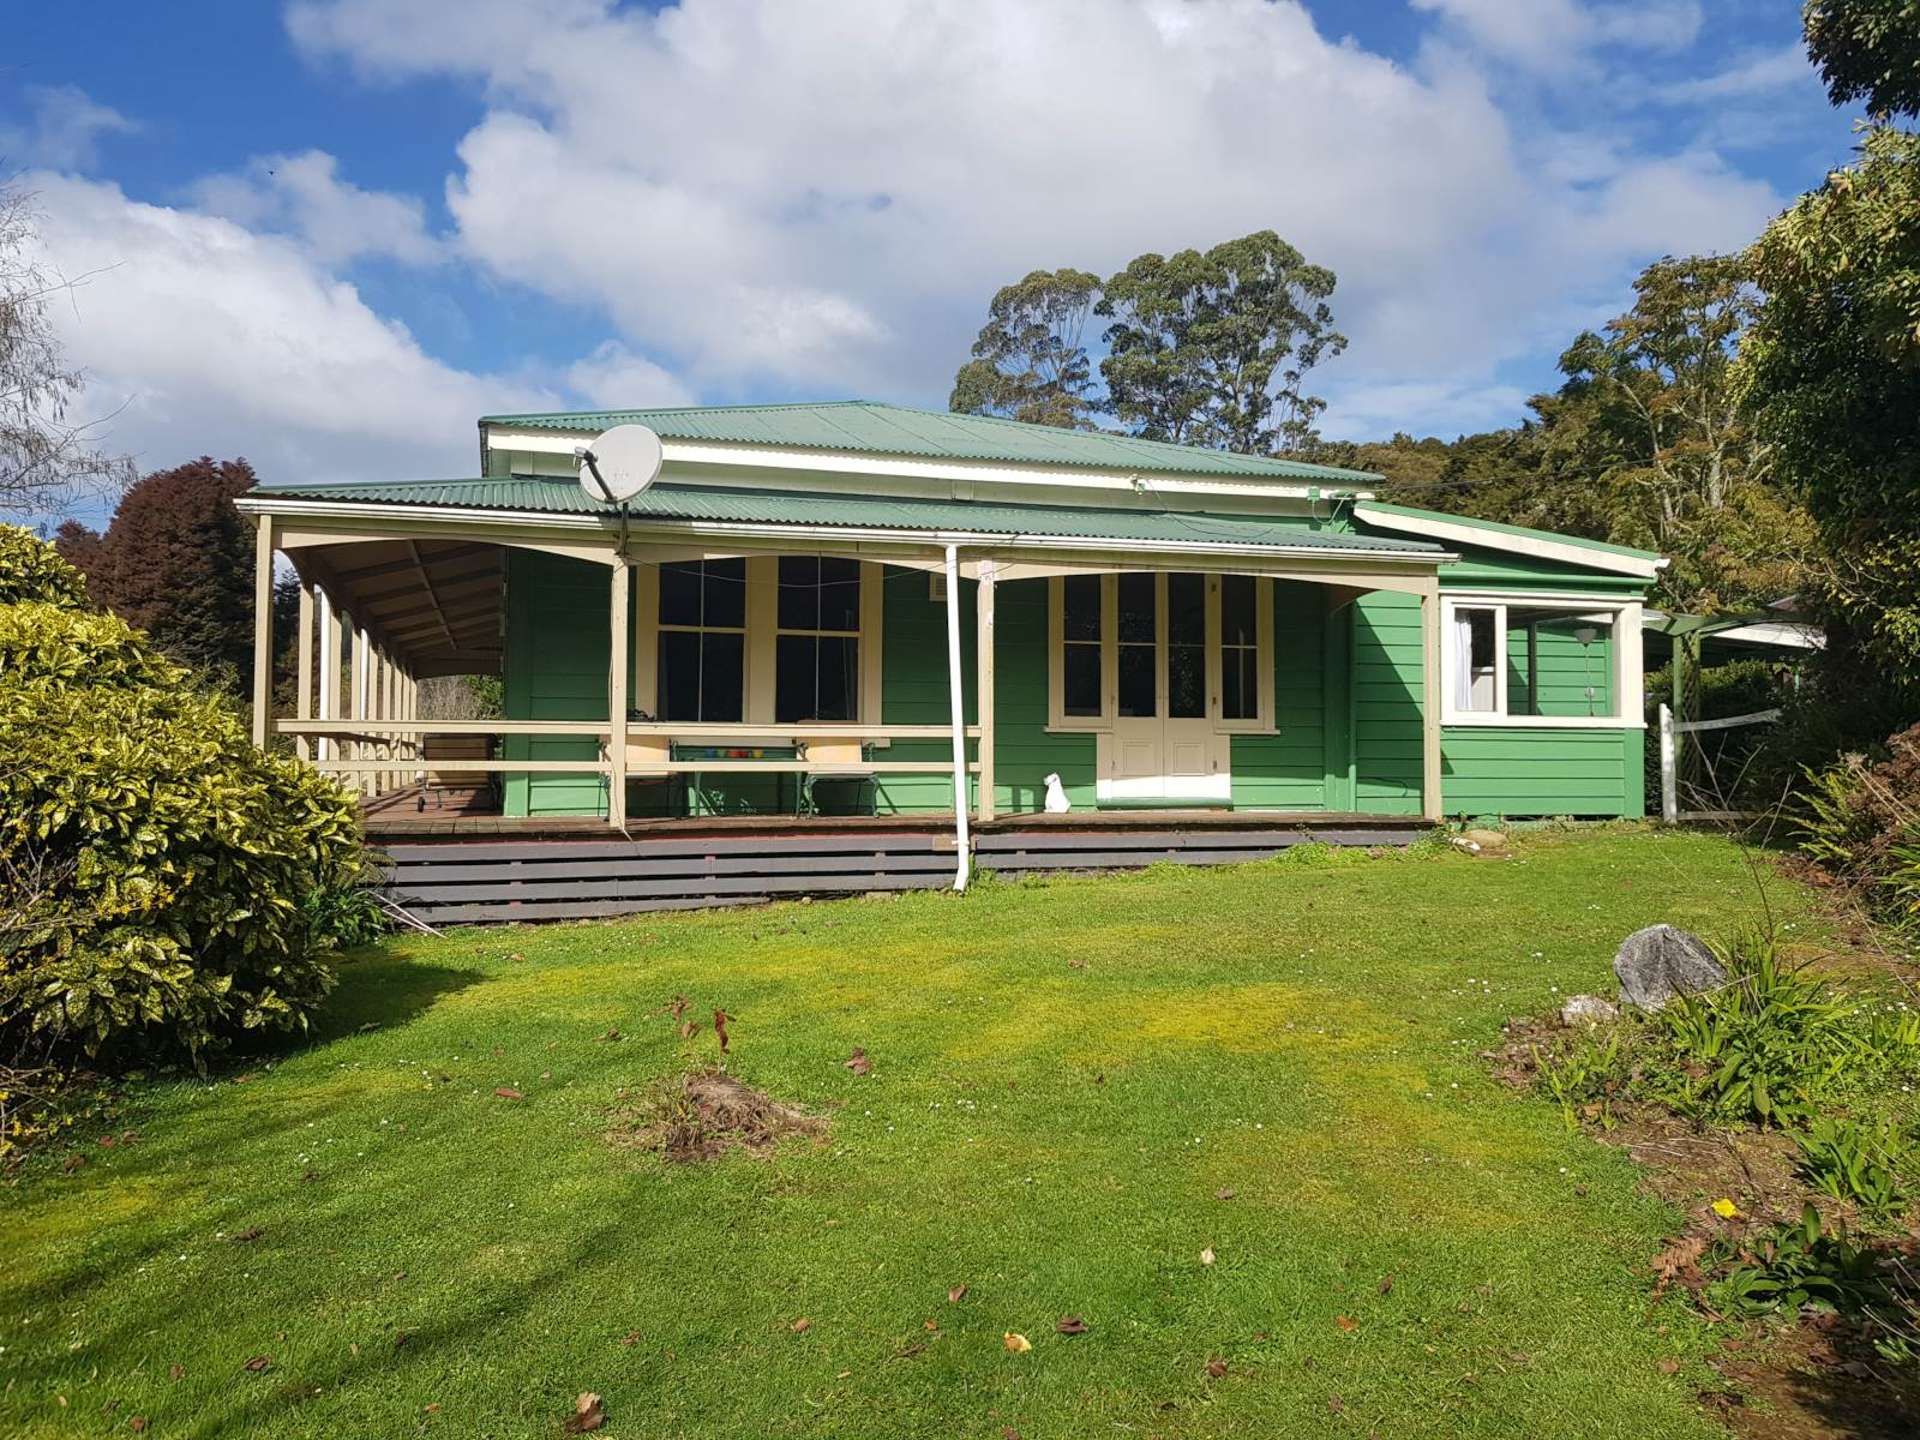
(1, 1, 1856, 522)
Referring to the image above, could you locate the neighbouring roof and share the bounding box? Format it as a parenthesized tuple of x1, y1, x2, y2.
(248, 479, 1445, 556)
(479, 400, 1383, 485)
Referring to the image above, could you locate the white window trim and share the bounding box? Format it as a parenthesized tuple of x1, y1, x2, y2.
(634, 556, 885, 726)
(1046, 573, 1275, 735)
(1440, 594, 1646, 729)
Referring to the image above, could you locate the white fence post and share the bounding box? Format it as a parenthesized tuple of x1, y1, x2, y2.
(1658, 702, 1678, 825)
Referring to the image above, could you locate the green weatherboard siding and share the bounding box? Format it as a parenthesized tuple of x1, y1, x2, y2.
(499, 554, 1646, 821)
(503, 549, 613, 819)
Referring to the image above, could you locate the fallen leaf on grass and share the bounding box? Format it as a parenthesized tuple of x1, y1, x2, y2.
(947, 1284, 968, 1304)
(599, 1028, 622, 1043)
(1067, 958, 1086, 970)
(791, 1318, 812, 1333)
(1379, 1275, 1394, 1295)
(923, 1319, 940, 1332)
(494, 1087, 523, 1101)
(242, 1355, 272, 1373)
(1056, 1316, 1088, 1335)
(1658, 1358, 1680, 1374)
(1651, 1235, 1709, 1294)
(1334, 1316, 1357, 1333)
(61, 1153, 85, 1173)
(678, 1020, 699, 1040)
(229, 1226, 263, 1243)
(394, 1331, 410, 1349)
(619, 1331, 641, 1348)
(562, 1391, 605, 1434)
(1003, 1333, 1031, 1353)
(1328, 1394, 1344, 1414)
(129, 1418, 148, 1432)
(1215, 1187, 1235, 1201)
(167, 1364, 184, 1381)
(844, 1047, 872, 1076)
(424, 1402, 441, 1413)
(1205, 1357, 1228, 1379)
(1199, 1247, 1216, 1267)
(714, 1009, 731, 1054)
(666, 996, 690, 1020)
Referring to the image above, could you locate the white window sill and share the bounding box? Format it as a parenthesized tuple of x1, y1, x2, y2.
(1441, 714, 1645, 730)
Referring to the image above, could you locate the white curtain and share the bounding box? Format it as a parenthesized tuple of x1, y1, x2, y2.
(1452, 610, 1476, 712)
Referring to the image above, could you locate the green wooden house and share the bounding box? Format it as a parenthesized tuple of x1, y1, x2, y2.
(236, 402, 1658, 918)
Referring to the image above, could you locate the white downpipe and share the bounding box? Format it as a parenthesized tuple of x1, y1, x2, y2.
(315, 586, 336, 764)
(943, 544, 971, 892)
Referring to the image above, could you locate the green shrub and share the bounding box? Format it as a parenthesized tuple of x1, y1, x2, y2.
(0, 524, 92, 608)
(1656, 935, 1862, 1127)
(1705, 1203, 1888, 1318)
(0, 527, 365, 1069)
(1793, 1116, 1908, 1220)
(1796, 723, 1920, 928)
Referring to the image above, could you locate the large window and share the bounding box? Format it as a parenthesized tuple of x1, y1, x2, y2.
(657, 559, 746, 722)
(775, 557, 861, 722)
(1443, 599, 1626, 724)
(1049, 573, 1271, 730)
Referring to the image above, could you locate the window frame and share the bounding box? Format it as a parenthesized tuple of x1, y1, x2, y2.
(1439, 593, 1643, 729)
(652, 557, 748, 724)
(633, 554, 884, 727)
(1047, 572, 1274, 734)
(772, 556, 863, 724)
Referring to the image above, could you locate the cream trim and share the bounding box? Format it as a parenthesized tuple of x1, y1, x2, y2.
(1439, 595, 1643, 728)
(481, 424, 1377, 503)
(1355, 503, 1664, 579)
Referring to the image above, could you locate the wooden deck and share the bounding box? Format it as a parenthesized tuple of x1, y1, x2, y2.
(363, 787, 1430, 926)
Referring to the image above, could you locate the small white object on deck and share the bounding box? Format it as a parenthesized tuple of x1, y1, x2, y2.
(1043, 773, 1070, 814)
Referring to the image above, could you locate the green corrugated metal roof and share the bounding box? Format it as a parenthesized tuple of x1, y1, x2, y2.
(479, 400, 1381, 484)
(249, 478, 1443, 555)
(1355, 500, 1663, 562)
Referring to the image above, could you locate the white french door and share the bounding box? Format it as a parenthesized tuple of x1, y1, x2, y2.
(1099, 572, 1231, 804)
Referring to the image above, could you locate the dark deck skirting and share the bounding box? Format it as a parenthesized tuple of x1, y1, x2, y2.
(370, 809, 1432, 926)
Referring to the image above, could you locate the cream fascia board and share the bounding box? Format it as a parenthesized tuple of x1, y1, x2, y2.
(482, 424, 1377, 503)
(1354, 502, 1665, 580)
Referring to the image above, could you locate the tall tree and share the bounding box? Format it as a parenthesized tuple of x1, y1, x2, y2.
(948, 268, 1100, 428)
(1098, 231, 1345, 454)
(0, 184, 132, 514)
(1803, 0, 1920, 118)
(1550, 254, 1810, 613)
(65, 457, 264, 690)
(1744, 122, 1920, 694)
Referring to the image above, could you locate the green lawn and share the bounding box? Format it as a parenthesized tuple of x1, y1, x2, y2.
(1, 829, 1824, 1438)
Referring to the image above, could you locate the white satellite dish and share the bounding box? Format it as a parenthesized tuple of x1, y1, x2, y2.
(575, 423, 663, 505)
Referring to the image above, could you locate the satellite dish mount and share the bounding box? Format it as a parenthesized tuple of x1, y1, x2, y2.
(576, 423, 664, 553)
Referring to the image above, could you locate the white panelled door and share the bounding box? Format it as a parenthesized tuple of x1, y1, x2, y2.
(1098, 572, 1231, 804)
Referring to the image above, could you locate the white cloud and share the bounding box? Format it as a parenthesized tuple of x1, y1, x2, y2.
(285, 0, 1782, 429)
(190, 150, 443, 266)
(18, 171, 562, 489)
(1410, 0, 1702, 71)
(566, 340, 699, 410)
(0, 85, 137, 172)
(1665, 43, 1815, 103)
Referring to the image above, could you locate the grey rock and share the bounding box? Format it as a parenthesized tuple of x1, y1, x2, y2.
(1560, 994, 1619, 1028)
(1613, 925, 1726, 1010)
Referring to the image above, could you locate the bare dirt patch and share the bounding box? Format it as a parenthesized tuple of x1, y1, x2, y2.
(608, 1070, 828, 1163)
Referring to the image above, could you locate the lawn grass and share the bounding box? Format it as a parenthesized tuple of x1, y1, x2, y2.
(1, 828, 1827, 1438)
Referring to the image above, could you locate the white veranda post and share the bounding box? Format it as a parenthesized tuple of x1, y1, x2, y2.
(943, 545, 970, 891)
